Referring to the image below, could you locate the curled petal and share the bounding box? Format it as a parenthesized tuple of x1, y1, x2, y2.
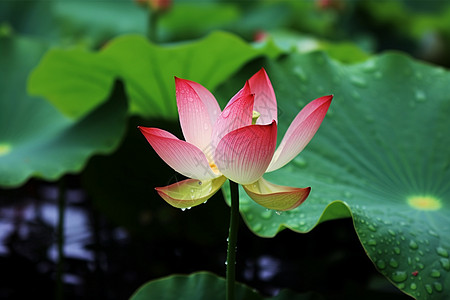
(267, 95, 332, 172)
(175, 77, 220, 158)
(211, 92, 254, 149)
(215, 121, 277, 185)
(156, 176, 227, 209)
(243, 177, 310, 211)
(138, 127, 220, 180)
(248, 68, 277, 125)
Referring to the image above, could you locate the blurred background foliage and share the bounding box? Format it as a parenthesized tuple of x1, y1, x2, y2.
(1, 0, 449, 299)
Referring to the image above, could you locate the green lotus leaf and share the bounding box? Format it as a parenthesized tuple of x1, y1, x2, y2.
(130, 271, 321, 300)
(0, 35, 127, 187)
(221, 51, 450, 299)
(28, 31, 279, 120)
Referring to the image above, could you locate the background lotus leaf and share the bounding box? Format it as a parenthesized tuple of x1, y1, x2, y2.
(219, 51, 450, 299)
(130, 271, 322, 300)
(0, 35, 127, 187)
(28, 31, 280, 120)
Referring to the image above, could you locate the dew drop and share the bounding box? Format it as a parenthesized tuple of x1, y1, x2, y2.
(415, 90, 426, 102)
(409, 240, 419, 250)
(275, 211, 283, 216)
(418, 263, 424, 269)
(368, 225, 377, 232)
(293, 157, 307, 168)
(368, 239, 377, 246)
(430, 269, 441, 278)
(377, 260, 386, 269)
(350, 76, 367, 88)
(388, 229, 396, 236)
(261, 210, 272, 219)
(247, 214, 254, 221)
(394, 247, 401, 255)
(436, 247, 449, 258)
(362, 60, 376, 72)
(389, 258, 399, 268)
(428, 230, 439, 237)
(198, 181, 203, 185)
(391, 271, 407, 283)
(222, 108, 231, 118)
(293, 66, 308, 82)
(181, 208, 186, 211)
(439, 258, 450, 271)
(253, 223, 262, 232)
(434, 282, 443, 292)
(410, 283, 417, 290)
(425, 284, 433, 295)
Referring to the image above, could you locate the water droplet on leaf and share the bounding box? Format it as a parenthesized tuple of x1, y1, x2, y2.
(391, 271, 407, 283)
(409, 240, 419, 250)
(430, 269, 441, 278)
(390, 258, 399, 268)
(436, 247, 449, 258)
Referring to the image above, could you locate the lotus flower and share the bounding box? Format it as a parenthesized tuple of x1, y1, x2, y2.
(138, 69, 332, 211)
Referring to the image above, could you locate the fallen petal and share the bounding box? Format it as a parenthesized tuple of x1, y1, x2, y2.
(138, 127, 220, 180)
(156, 176, 227, 209)
(243, 177, 310, 211)
(215, 121, 277, 185)
(267, 95, 332, 172)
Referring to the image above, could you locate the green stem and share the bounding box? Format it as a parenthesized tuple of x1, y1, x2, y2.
(148, 9, 159, 42)
(56, 177, 66, 300)
(226, 181, 239, 300)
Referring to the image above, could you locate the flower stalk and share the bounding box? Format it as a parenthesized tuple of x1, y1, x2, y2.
(226, 180, 239, 300)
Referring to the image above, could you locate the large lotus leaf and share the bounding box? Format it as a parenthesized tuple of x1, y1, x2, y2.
(28, 31, 279, 120)
(220, 52, 450, 299)
(0, 35, 127, 187)
(130, 272, 322, 300)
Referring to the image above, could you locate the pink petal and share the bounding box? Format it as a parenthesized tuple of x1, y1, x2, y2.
(156, 176, 227, 209)
(267, 95, 332, 172)
(175, 77, 221, 158)
(211, 92, 254, 150)
(248, 68, 277, 125)
(215, 121, 277, 185)
(138, 127, 220, 180)
(243, 177, 310, 211)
